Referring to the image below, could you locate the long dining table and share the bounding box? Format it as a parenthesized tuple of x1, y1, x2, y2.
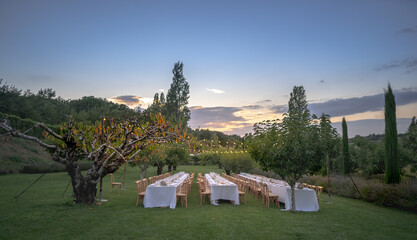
(239, 173, 319, 211)
(205, 172, 239, 205)
(143, 172, 189, 209)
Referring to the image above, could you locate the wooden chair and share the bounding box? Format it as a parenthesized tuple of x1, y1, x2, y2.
(135, 179, 148, 207)
(198, 181, 211, 205)
(110, 173, 121, 193)
(148, 176, 155, 184)
(315, 186, 323, 205)
(176, 183, 188, 208)
(262, 183, 279, 208)
(252, 181, 262, 199)
(238, 180, 246, 204)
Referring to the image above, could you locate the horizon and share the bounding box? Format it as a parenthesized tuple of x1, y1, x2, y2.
(1, 0, 416, 137)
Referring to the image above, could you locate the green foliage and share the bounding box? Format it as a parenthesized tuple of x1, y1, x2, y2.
(342, 117, 350, 175)
(402, 116, 417, 172)
(384, 84, 400, 184)
(316, 113, 340, 171)
(306, 173, 417, 212)
(219, 152, 255, 175)
(0, 80, 140, 126)
(247, 86, 320, 212)
(198, 152, 222, 167)
(351, 136, 385, 177)
(165, 61, 190, 128)
(165, 145, 190, 171)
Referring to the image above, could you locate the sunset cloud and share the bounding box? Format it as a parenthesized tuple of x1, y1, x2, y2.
(107, 95, 153, 109)
(189, 89, 417, 136)
(206, 88, 225, 94)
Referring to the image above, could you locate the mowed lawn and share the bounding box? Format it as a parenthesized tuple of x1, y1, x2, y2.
(0, 165, 416, 240)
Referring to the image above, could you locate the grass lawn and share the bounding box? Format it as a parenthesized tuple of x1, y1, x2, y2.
(0, 165, 416, 240)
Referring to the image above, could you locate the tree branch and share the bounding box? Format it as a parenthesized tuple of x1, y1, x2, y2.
(0, 120, 58, 150)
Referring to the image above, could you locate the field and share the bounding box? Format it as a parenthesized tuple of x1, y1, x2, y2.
(1, 165, 416, 240)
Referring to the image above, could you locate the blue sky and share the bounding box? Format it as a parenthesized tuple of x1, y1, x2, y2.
(1, 0, 417, 136)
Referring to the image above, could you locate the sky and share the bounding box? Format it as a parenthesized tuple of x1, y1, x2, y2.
(1, 0, 417, 137)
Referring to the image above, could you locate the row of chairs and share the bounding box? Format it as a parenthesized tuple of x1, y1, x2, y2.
(175, 172, 195, 208)
(148, 172, 172, 184)
(235, 174, 280, 208)
(135, 172, 171, 207)
(197, 173, 211, 205)
(221, 173, 247, 204)
(302, 183, 323, 205)
(135, 172, 194, 208)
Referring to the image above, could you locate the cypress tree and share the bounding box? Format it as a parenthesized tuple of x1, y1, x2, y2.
(384, 84, 400, 184)
(342, 117, 350, 175)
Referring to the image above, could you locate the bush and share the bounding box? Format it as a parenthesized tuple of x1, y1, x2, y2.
(303, 173, 417, 212)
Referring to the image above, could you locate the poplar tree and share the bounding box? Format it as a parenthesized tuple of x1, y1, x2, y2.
(384, 84, 400, 184)
(342, 117, 350, 175)
(166, 61, 190, 128)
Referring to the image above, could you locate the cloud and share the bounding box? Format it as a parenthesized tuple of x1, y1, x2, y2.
(190, 106, 244, 124)
(332, 118, 412, 137)
(107, 95, 153, 109)
(206, 88, 225, 94)
(376, 58, 417, 73)
(320, 80, 325, 83)
(256, 99, 272, 104)
(269, 104, 287, 114)
(158, 89, 165, 92)
(189, 105, 279, 136)
(242, 105, 262, 110)
(309, 89, 417, 117)
(397, 26, 417, 34)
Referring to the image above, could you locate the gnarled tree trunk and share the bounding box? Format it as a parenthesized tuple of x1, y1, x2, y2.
(66, 162, 99, 205)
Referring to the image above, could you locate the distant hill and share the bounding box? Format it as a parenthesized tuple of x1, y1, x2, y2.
(0, 137, 55, 173)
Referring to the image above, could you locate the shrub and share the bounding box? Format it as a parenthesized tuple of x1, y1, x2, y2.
(303, 173, 417, 212)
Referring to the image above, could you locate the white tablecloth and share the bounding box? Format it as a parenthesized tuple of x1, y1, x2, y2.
(205, 173, 239, 205)
(240, 173, 319, 211)
(144, 172, 189, 209)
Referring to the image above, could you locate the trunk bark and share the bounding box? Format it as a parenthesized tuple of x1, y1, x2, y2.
(290, 182, 296, 213)
(122, 163, 127, 190)
(173, 165, 177, 171)
(157, 165, 163, 175)
(326, 153, 331, 202)
(167, 164, 172, 172)
(67, 162, 98, 205)
(225, 169, 231, 175)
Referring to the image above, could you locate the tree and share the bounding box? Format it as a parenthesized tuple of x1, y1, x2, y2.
(247, 86, 318, 212)
(403, 116, 417, 172)
(148, 145, 168, 175)
(318, 113, 339, 202)
(165, 145, 189, 172)
(342, 117, 350, 175)
(384, 84, 400, 184)
(165, 61, 190, 128)
(0, 114, 180, 205)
